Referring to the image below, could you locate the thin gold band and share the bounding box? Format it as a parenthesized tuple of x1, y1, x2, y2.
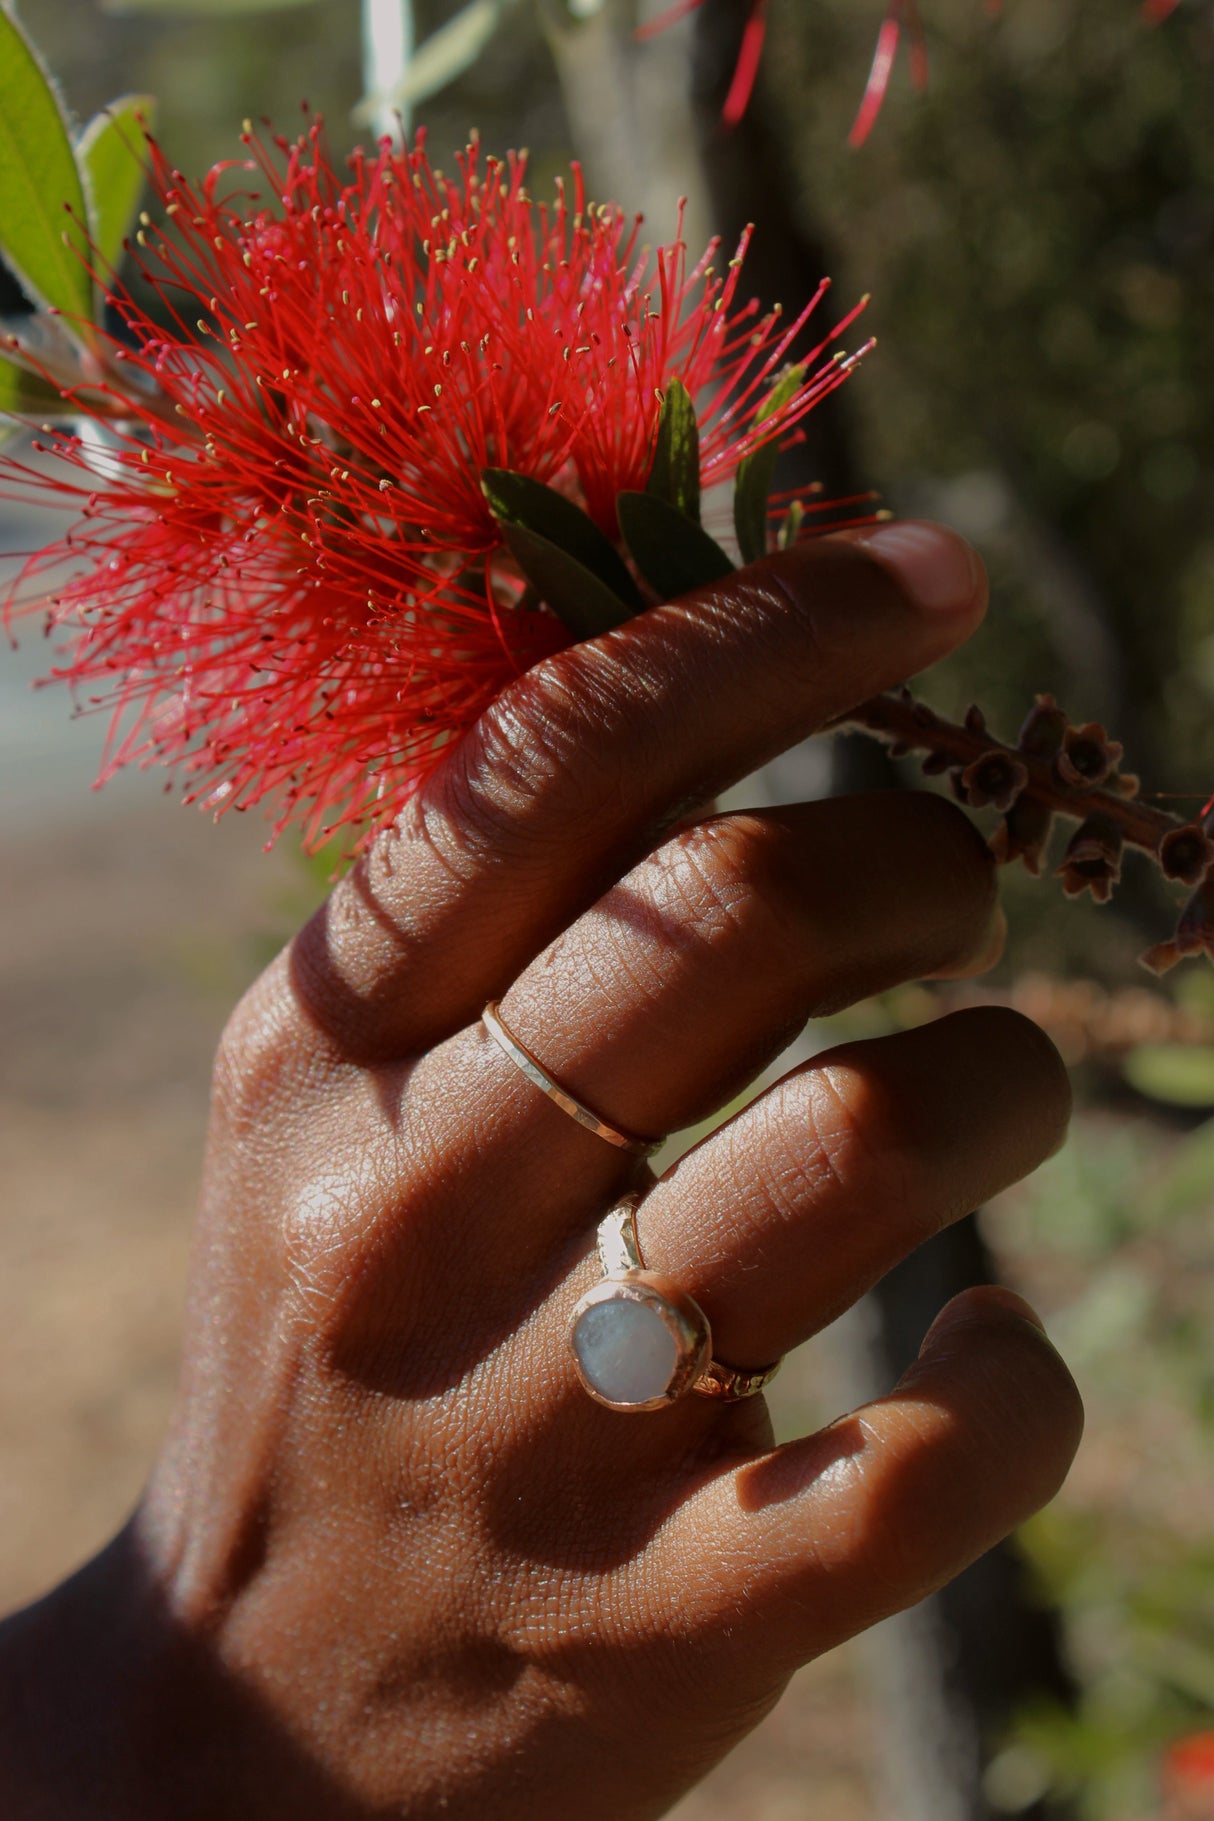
(597, 1196, 782, 1404)
(481, 1002, 664, 1158)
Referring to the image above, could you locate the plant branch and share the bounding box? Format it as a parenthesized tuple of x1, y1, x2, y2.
(838, 690, 1214, 972)
(841, 689, 1183, 861)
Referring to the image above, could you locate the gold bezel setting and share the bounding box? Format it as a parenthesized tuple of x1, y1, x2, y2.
(569, 1272, 712, 1412)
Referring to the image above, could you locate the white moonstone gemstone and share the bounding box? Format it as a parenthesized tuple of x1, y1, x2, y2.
(573, 1295, 680, 1406)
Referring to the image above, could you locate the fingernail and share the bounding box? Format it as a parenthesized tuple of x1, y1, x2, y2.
(848, 521, 985, 615)
(921, 1285, 1047, 1352)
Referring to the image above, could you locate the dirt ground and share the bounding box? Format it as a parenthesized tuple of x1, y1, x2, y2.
(0, 785, 876, 1818)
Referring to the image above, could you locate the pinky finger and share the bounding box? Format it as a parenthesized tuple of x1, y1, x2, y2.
(656, 1288, 1083, 1678)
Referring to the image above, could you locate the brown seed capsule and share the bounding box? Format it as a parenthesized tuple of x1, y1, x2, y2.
(1142, 869, 1214, 974)
(1159, 824, 1214, 887)
(990, 792, 1054, 875)
(960, 749, 1029, 812)
(1057, 815, 1124, 902)
(1017, 694, 1069, 760)
(1055, 722, 1125, 789)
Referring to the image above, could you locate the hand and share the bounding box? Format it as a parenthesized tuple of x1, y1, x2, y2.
(0, 523, 1082, 1820)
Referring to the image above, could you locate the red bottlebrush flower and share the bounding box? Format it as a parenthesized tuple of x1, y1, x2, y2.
(2, 123, 865, 848)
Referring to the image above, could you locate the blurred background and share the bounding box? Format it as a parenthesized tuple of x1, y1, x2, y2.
(2, 1, 1214, 1815)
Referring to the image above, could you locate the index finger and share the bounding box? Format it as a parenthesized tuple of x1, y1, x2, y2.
(290, 523, 987, 1061)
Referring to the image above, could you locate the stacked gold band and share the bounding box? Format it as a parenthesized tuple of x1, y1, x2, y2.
(482, 1001, 664, 1158)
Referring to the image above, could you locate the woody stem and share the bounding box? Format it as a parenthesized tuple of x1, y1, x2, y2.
(837, 691, 1184, 862)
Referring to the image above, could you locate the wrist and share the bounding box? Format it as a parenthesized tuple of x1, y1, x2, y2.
(0, 1524, 169, 1820)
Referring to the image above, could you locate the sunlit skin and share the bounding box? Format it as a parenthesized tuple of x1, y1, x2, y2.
(0, 523, 1082, 1819)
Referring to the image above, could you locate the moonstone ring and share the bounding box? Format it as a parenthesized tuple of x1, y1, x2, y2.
(569, 1193, 782, 1412)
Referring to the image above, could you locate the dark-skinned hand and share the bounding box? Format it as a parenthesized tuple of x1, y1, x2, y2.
(0, 521, 1082, 1820)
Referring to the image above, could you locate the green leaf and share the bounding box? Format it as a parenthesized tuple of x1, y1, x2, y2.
(499, 523, 638, 642)
(1123, 1044, 1214, 1109)
(353, 0, 508, 120)
(0, 345, 76, 446)
(0, 8, 93, 330)
(617, 491, 734, 601)
(733, 363, 806, 565)
(646, 377, 701, 522)
(481, 467, 644, 611)
(78, 96, 155, 276)
(0, 345, 69, 412)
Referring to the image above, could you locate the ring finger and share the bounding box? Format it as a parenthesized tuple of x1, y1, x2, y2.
(629, 1003, 1070, 1376)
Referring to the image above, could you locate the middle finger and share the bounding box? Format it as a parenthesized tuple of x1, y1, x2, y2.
(486, 789, 1001, 1161)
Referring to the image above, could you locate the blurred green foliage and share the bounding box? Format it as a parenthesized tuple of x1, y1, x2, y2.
(993, 1114, 1214, 1816)
(6, 5, 1214, 1815)
(765, 0, 1213, 976)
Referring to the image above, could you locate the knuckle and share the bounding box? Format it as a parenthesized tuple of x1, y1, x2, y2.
(799, 1058, 917, 1213)
(212, 953, 332, 1128)
(427, 646, 643, 866)
(738, 1062, 914, 1233)
(649, 817, 784, 957)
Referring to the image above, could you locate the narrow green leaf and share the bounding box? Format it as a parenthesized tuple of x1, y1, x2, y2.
(732, 363, 806, 565)
(481, 467, 644, 610)
(617, 491, 735, 602)
(646, 378, 701, 522)
(353, 0, 507, 120)
(0, 8, 93, 329)
(500, 523, 638, 642)
(78, 96, 155, 276)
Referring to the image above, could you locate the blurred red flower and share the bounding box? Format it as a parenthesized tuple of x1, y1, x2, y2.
(642, 0, 1181, 145)
(1163, 1730, 1214, 1819)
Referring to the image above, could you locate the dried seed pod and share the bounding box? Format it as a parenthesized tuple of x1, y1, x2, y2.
(1159, 823, 1214, 887)
(921, 748, 951, 776)
(1057, 815, 1124, 902)
(1017, 694, 1069, 760)
(1056, 721, 1125, 789)
(1142, 870, 1214, 974)
(960, 749, 1029, 812)
(990, 792, 1054, 875)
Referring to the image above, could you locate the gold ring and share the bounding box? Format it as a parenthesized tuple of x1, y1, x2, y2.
(568, 1193, 782, 1412)
(481, 1002, 664, 1157)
